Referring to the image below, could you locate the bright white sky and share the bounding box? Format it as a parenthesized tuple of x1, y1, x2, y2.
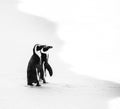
(19, 0, 120, 82)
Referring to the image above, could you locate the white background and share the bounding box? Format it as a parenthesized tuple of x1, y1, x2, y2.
(0, 0, 120, 109)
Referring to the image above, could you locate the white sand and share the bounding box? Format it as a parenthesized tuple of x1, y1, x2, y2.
(0, 0, 120, 109)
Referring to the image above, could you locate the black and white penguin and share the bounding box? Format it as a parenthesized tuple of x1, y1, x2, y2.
(27, 44, 44, 86)
(38, 45, 53, 83)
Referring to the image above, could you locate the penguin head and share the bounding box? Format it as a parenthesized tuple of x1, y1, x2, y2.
(33, 44, 45, 54)
(41, 45, 53, 53)
(33, 44, 53, 54)
(36, 45, 46, 51)
(43, 45, 53, 52)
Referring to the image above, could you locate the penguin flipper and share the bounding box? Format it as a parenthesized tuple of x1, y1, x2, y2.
(45, 63, 53, 76)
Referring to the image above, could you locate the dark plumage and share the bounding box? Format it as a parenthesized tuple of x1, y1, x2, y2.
(27, 44, 42, 86)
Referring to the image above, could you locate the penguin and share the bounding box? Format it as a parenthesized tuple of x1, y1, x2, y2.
(27, 44, 44, 86)
(38, 45, 53, 83)
(41, 45, 53, 76)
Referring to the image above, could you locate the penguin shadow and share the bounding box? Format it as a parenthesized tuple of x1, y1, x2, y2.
(2, 1, 120, 109)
